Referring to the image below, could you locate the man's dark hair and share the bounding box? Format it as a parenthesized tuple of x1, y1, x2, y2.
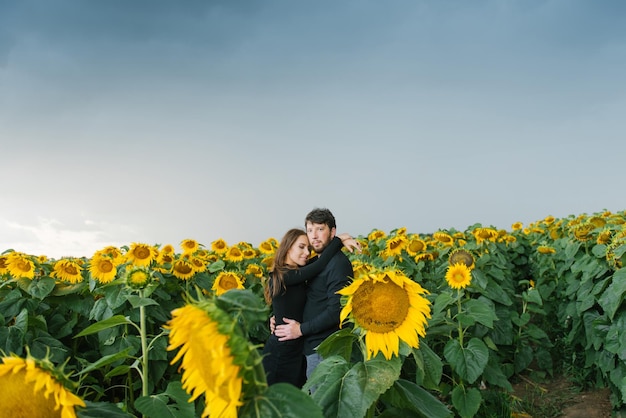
(305, 208, 336, 230)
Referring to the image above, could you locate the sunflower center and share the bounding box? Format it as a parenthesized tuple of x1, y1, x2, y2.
(99, 260, 114, 273)
(18, 261, 32, 272)
(64, 265, 78, 275)
(220, 275, 239, 290)
(135, 247, 151, 259)
(352, 280, 409, 333)
(175, 263, 193, 274)
(389, 240, 403, 250)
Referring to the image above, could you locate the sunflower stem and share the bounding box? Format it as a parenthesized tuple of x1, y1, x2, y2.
(139, 290, 149, 400)
(457, 288, 464, 346)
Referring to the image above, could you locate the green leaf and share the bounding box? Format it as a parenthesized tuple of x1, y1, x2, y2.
(477, 280, 512, 306)
(432, 292, 456, 316)
(27, 277, 57, 299)
(135, 381, 194, 418)
(78, 400, 135, 418)
(523, 287, 543, 306)
(444, 338, 489, 384)
(74, 315, 134, 338)
(76, 347, 133, 375)
(105, 365, 131, 378)
(565, 241, 582, 259)
(316, 327, 358, 362)
(309, 356, 401, 418)
(134, 394, 178, 418)
(381, 379, 452, 418)
(239, 383, 323, 418)
(451, 386, 482, 418)
(598, 268, 626, 320)
(412, 343, 443, 390)
(464, 298, 497, 328)
(126, 295, 160, 309)
(208, 259, 225, 273)
(103, 284, 129, 310)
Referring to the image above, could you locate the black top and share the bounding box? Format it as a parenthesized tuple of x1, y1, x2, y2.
(270, 236, 344, 327)
(300, 239, 354, 355)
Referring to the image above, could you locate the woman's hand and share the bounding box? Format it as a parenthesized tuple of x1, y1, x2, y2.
(338, 233, 362, 253)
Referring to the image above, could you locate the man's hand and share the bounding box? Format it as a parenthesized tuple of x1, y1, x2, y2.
(274, 318, 302, 341)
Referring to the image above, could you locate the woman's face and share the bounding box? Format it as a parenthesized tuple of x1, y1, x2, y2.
(286, 235, 311, 267)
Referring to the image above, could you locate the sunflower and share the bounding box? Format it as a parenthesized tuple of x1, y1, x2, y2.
(212, 272, 245, 296)
(473, 227, 498, 245)
(367, 229, 387, 242)
(445, 263, 472, 290)
(597, 229, 613, 245)
(500, 235, 517, 244)
(338, 269, 431, 360)
(433, 232, 454, 246)
(172, 258, 196, 280)
(448, 249, 475, 270)
(157, 250, 175, 266)
(572, 223, 594, 242)
(89, 255, 117, 284)
(51, 259, 84, 283)
(537, 245, 556, 255)
(257, 239, 275, 255)
(165, 303, 245, 418)
(395, 227, 407, 235)
(181, 239, 200, 254)
(260, 255, 274, 268)
(211, 239, 229, 254)
(242, 248, 257, 259)
(589, 216, 607, 228)
(6, 252, 36, 279)
(406, 237, 428, 256)
(0, 255, 9, 276)
(543, 216, 555, 226)
(511, 222, 524, 231)
(0, 354, 85, 418)
(245, 263, 265, 278)
(126, 243, 157, 267)
(381, 235, 408, 259)
(351, 260, 373, 279)
(188, 255, 208, 274)
(126, 266, 152, 289)
(414, 252, 435, 263)
(225, 247, 244, 262)
(94, 246, 125, 265)
(161, 244, 176, 254)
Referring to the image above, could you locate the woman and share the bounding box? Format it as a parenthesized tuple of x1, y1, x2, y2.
(262, 228, 357, 387)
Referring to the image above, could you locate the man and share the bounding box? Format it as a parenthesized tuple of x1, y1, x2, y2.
(274, 208, 356, 378)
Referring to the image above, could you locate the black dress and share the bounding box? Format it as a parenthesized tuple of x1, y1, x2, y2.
(262, 236, 344, 387)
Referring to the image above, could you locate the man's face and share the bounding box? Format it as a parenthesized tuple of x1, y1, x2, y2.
(306, 221, 335, 253)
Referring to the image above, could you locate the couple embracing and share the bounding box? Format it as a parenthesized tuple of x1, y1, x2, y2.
(262, 208, 360, 388)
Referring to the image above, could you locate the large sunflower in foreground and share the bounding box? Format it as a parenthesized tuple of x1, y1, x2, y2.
(338, 268, 431, 360)
(166, 302, 248, 418)
(445, 262, 472, 289)
(0, 354, 85, 418)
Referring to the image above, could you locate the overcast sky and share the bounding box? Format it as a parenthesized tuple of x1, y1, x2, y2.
(1, 0, 625, 258)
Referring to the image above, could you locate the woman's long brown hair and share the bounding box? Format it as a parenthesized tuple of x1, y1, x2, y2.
(263, 228, 308, 304)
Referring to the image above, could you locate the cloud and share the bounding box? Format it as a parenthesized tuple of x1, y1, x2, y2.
(1, 217, 131, 259)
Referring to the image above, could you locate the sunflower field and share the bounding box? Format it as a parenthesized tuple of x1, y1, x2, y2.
(1, 209, 626, 417)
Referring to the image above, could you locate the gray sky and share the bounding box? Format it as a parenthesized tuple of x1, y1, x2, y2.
(1, 0, 625, 258)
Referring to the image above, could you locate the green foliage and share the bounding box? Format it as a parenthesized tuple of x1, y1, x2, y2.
(2, 210, 626, 416)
